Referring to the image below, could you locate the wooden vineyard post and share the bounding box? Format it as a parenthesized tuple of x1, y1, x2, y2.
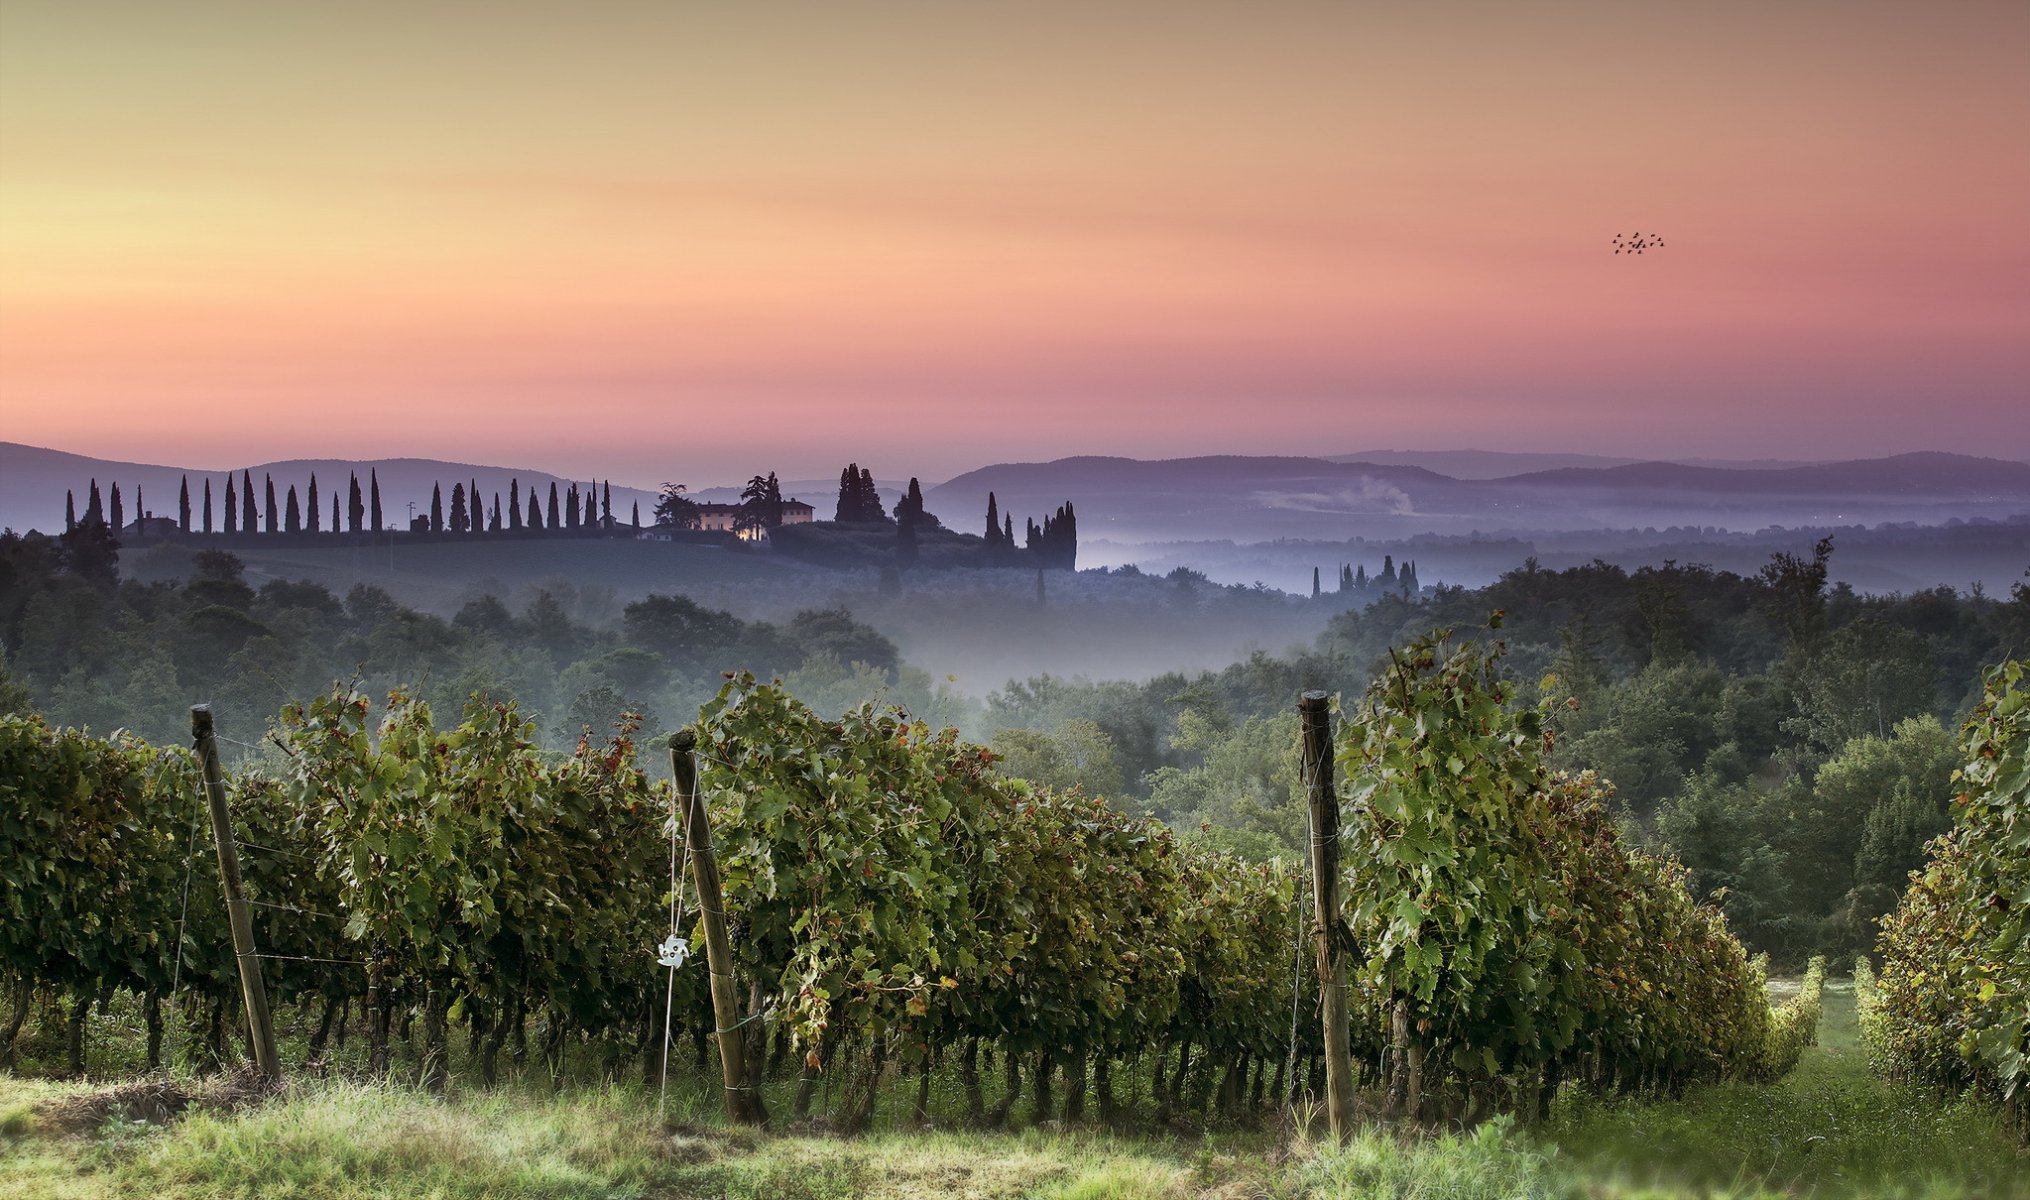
(190, 705, 283, 1083)
(670, 730, 768, 1126)
(1300, 691, 1354, 1140)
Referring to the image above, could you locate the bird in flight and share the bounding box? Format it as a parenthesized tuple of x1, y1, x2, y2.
(1612, 232, 1664, 254)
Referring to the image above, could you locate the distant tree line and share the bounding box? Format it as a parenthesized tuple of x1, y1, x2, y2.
(815, 466, 1079, 570)
(58, 472, 648, 540)
(1310, 556, 1421, 600)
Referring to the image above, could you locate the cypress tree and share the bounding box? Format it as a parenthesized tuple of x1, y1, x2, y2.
(583, 485, 595, 529)
(470, 479, 480, 529)
(1381, 554, 1395, 584)
(285, 485, 301, 533)
(179, 477, 192, 532)
(430, 482, 444, 532)
(529, 489, 544, 530)
(348, 473, 364, 533)
(263, 475, 277, 532)
(547, 482, 560, 529)
(631, 500, 640, 529)
(307, 474, 320, 532)
(1355, 563, 1368, 588)
(1004, 514, 1014, 546)
(66, 490, 76, 532)
(110, 483, 124, 532)
(370, 470, 383, 531)
(452, 483, 470, 533)
(85, 479, 103, 526)
(331, 492, 340, 533)
(985, 492, 1000, 547)
(835, 465, 857, 521)
(223, 476, 237, 533)
(203, 479, 214, 533)
(859, 468, 884, 521)
(509, 479, 523, 531)
(601, 480, 612, 528)
(1312, 567, 1321, 598)
(242, 470, 256, 532)
(491, 493, 502, 533)
(562, 483, 576, 530)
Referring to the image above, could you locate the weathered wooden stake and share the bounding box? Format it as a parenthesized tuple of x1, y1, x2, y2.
(671, 730, 768, 1126)
(1300, 691, 1355, 1139)
(191, 704, 283, 1083)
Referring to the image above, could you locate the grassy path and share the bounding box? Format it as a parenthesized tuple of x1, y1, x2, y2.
(1535, 979, 2029, 1197)
(3, 982, 2023, 1199)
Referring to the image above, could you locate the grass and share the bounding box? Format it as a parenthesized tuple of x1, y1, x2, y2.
(3, 981, 2023, 1199)
(1537, 978, 2030, 1198)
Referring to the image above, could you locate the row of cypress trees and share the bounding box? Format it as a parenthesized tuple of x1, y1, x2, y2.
(61, 473, 644, 537)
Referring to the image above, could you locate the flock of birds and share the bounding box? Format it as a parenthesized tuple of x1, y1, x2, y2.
(1612, 232, 1664, 254)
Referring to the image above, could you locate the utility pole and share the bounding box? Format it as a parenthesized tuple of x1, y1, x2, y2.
(191, 705, 283, 1083)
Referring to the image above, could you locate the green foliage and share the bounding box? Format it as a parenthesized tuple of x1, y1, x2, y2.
(1749, 956, 1825, 1082)
(1337, 624, 1785, 1103)
(1871, 659, 2030, 1134)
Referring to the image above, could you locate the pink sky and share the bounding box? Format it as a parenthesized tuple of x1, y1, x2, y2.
(2, 1, 2025, 485)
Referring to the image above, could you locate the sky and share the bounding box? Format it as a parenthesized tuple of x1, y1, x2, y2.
(2, 1, 2026, 486)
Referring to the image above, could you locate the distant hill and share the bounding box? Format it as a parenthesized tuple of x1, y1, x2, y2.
(929, 451, 2030, 543)
(12, 441, 2026, 548)
(1502, 452, 2030, 495)
(1326, 449, 1827, 478)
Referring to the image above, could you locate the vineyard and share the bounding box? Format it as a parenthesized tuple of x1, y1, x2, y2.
(5, 620, 1960, 1150)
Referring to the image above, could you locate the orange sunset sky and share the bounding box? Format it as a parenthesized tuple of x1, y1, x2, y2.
(2, 0, 2025, 484)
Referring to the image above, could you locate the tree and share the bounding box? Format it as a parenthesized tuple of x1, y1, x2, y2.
(565, 483, 579, 531)
(224, 475, 238, 533)
(369, 469, 383, 532)
(653, 483, 699, 529)
(741, 473, 785, 530)
(1312, 567, 1321, 598)
(490, 493, 502, 533)
(896, 477, 935, 529)
(449, 483, 466, 534)
(109, 483, 124, 532)
(859, 468, 885, 521)
(528, 488, 543, 530)
(65, 491, 75, 532)
(306, 474, 320, 533)
(203, 479, 214, 533)
(56, 519, 120, 589)
(835, 465, 857, 521)
(178, 477, 192, 532)
(264, 474, 278, 533)
(601, 480, 612, 529)
(430, 482, 444, 533)
(631, 501, 640, 529)
(1760, 536, 1835, 651)
(985, 492, 1001, 547)
(1789, 619, 1939, 751)
(285, 485, 301, 533)
(348, 474, 364, 533)
(547, 482, 560, 530)
(331, 493, 340, 533)
(509, 479, 523, 531)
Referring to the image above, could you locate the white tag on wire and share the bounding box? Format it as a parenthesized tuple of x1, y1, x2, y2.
(657, 934, 691, 970)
